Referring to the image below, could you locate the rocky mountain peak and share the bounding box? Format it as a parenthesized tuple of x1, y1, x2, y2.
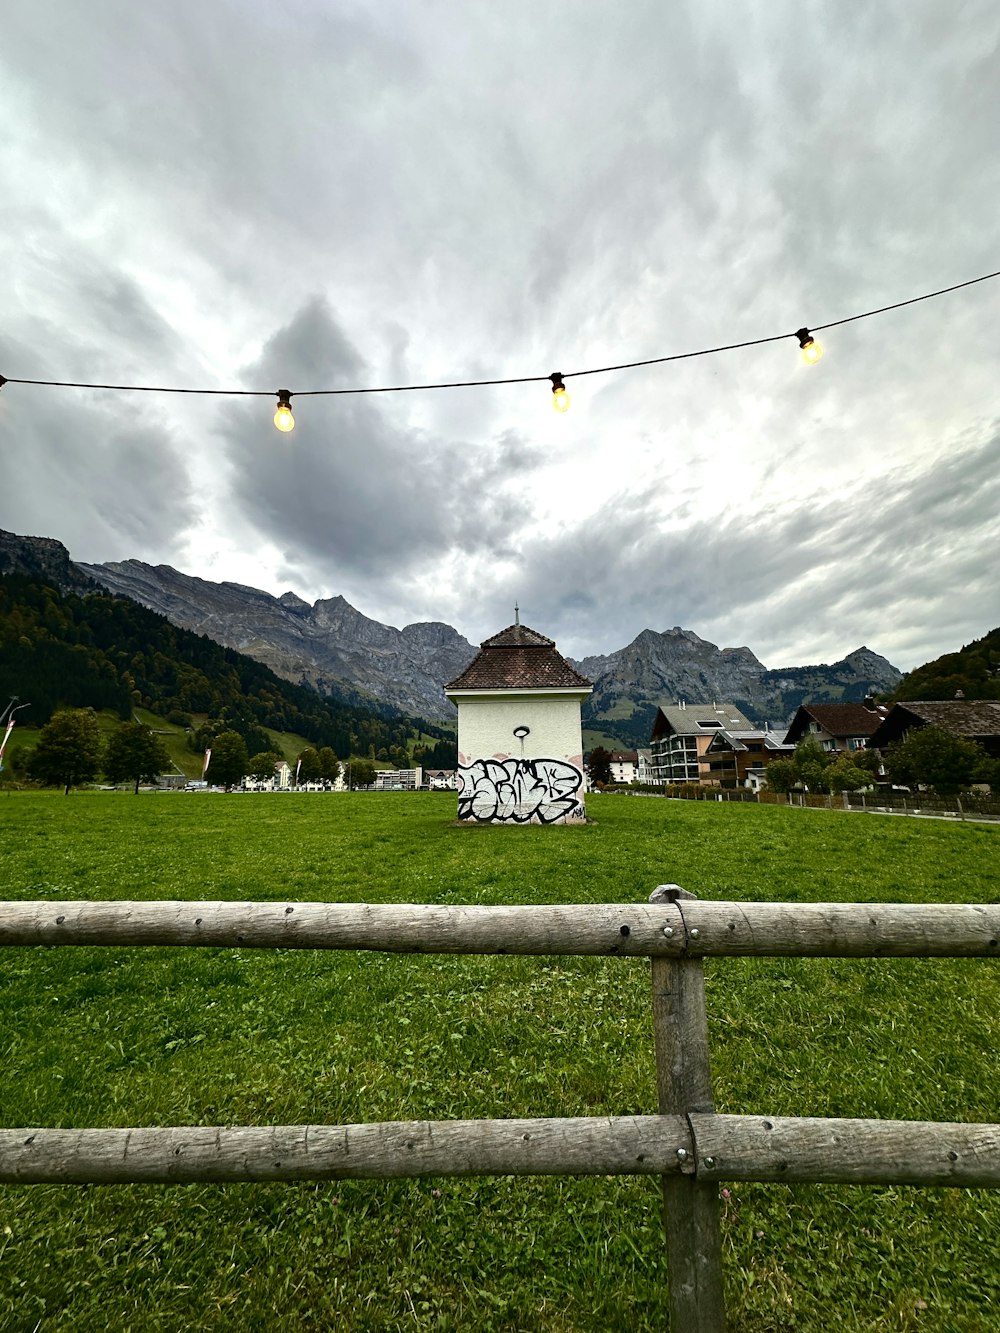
(0, 529, 98, 595)
(277, 591, 312, 614)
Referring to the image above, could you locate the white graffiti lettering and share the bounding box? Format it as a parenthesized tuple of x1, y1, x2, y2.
(457, 758, 585, 824)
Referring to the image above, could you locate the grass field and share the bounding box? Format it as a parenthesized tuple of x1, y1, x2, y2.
(1, 792, 999, 1331)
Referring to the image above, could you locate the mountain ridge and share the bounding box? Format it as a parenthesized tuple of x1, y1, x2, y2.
(2, 530, 904, 738)
(75, 557, 478, 721)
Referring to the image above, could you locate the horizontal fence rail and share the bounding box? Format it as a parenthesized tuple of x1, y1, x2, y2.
(690, 1115, 1000, 1187)
(2, 1116, 998, 1188)
(0, 1116, 690, 1185)
(2, 899, 999, 956)
(5, 889, 999, 1333)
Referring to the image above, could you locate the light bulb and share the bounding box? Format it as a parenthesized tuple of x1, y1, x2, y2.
(273, 389, 295, 432)
(549, 371, 571, 412)
(795, 328, 822, 365)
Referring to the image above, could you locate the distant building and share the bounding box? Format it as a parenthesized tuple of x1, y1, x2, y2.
(444, 618, 592, 824)
(649, 702, 755, 784)
(373, 767, 423, 791)
(242, 760, 292, 793)
(868, 700, 1000, 759)
(606, 750, 639, 784)
(424, 768, 458, 790)
(702, 728, 795, 787)
(783, 703, 887, 755)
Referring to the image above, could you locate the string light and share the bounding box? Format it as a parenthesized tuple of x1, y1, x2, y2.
(273, 389, 295, 433)
(1, 267, 997, 430)
(549, 372, 571, 412)
(795, 328, 823, 365)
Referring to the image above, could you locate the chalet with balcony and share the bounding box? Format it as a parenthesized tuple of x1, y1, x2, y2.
(783, 702, 887, 755)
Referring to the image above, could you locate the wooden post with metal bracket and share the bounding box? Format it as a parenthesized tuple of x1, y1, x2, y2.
(649, 884, 727, 1332)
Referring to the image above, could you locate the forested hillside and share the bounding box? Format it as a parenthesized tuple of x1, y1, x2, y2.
(0, 574, 456, 764)
(893, 626, 1000, 702)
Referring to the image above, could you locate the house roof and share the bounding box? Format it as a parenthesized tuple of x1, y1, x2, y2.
(784, 702, 886, 744)
(706, 728, 795, 754)
(445, 622, 592, 692)
(651, 703, 754, 739)
(607, 751, 638, 763)
(481, 623, 554, 648)
(869, 700, 1000, 749)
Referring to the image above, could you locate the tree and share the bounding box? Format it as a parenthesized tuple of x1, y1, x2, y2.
(883, 726, 993, 796)
(826, 755, 873, 795)
(317, 746, 341, 785)
(206, 730, 249, 792)
(104, 721, 172, 794)
(793, 736, 833, 793)
(29, 708, 103, 794)
(762, 758, 799, 795)
(587, 746, 613, 786)
(296, 747, 322, 783)
(247, 749, 282, 781)
(348, 758, 376, 788)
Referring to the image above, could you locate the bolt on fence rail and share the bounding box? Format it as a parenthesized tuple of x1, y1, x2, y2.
(2, 891, 999, 1333)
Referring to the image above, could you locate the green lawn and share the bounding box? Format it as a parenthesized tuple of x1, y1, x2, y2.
(1, 793, 999, 1331)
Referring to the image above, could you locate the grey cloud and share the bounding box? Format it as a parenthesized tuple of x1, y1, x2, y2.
(3, 0, 999, 679)
(220, 299, 545, 580)
(0, 343, 196, 560)
(460, 423, 1000, 670)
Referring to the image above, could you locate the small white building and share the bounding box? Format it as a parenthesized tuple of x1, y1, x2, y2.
(607, 750, 639, 784)
(444, 620, 592, 825)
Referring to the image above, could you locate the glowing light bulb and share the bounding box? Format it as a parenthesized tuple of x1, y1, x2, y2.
(549, 371, 571, 412)
(795, 328, 823, 365)
(273, 389, 295, 432)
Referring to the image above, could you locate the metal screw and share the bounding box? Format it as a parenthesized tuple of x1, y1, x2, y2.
(690, 928, 700, 939)
(662, 926, 674, 937)
(704, 1157, 716, 1169)
(676, 1148, 688, 1160)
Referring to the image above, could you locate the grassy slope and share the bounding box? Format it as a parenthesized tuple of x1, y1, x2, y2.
(6, 710, 322, 783)
(1, 794, 999, 1331)
(582, 726, 626, 753)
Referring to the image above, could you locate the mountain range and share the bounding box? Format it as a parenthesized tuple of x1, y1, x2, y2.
(2, 529, 904, 743)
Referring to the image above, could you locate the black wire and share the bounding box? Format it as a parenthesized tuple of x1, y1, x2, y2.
(0, 380, 272, 396)
(811, 268, 1000, 334)
(3, 267, 998, 399)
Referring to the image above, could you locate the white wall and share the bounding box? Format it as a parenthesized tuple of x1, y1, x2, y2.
(455, 693, 586, 767)
(451, 690, 588, 825)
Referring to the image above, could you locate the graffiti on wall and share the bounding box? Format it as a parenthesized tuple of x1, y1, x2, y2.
(457, 757, 585, 824)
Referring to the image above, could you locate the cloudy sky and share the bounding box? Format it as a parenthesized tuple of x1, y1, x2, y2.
(2, 1, 998, 671)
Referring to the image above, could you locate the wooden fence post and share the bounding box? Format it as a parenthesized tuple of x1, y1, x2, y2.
(649, 886, 727, 1332)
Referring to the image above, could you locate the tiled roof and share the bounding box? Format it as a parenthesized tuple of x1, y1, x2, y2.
(480, 623, 554, 648)
(869, 700, 1000, 747)
(445, 623, 591, 691)
(899, 700, 1000, 732)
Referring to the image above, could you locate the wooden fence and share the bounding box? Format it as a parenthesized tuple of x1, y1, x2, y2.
(2, 889, 999, 1332)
